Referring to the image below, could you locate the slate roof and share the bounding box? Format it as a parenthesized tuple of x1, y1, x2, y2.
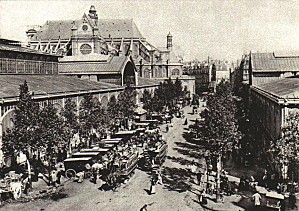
(0, 43, 58, 56)
(31, 19, 144, 41)
(58, 55, 127, 74)
(136, 77, 160, 87)
(0, 75, 122, 99)
(254, 77, 299, 98)
(251, 53, 299, 72)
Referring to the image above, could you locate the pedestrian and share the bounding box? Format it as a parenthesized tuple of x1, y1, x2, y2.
(183, 118, 188, 125)
(150, 177, 156, 195)
(252, 191, 262, 209)
(166, 124, 169, 133)
(50, 170, 57, 187)
(140, 204, 148, 211)
(196, 170, 202, 186)
(289, 191, 297, 209)
(77, 171, 84, 183)
(157, 171, 163, 185)
(199, 190, 207, 205)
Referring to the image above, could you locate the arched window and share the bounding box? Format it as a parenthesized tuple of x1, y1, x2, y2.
(143, 68, 151, 78)
(171, 69, 180, 75)
(80, 44, 92, 55)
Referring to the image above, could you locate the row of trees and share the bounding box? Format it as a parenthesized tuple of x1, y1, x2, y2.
(142, 78, 188, 113)
(2, 81, 137, 173)
(196, 80, 242, 201)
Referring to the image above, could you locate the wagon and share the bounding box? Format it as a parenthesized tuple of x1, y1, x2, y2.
(100, 152, 139, 187)
(63, 157, 93, 179)
(142, 142, 168, 169)
(265, 191, 284, 210)
(112, 130, 136, 141)
(0, 172, 24, 201)
(71, 151, 101, 159)
(81, 147, 110, 155)
(155, 142, 168, 164)
(139, 120, 159, 129)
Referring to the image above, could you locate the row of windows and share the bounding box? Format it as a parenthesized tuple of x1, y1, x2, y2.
(0, 58, 58, 74)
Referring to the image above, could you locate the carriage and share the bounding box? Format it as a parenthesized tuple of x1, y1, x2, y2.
(0, 171, 26, 201)
(141, 142, 168, 170)
(100, 152, 139, 187)
(63, 157, 94, 179)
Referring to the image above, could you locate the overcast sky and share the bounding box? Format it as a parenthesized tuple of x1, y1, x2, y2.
(1, 0, 299, 62)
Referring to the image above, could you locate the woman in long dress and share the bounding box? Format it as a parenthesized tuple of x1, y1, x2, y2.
(150, 177, 156, 194)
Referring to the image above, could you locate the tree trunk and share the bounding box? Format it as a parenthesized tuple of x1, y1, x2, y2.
(216, 154, 221, 202)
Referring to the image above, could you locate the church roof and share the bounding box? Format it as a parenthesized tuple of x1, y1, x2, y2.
(98, 19, 144, 39)
(58, 55, 128, 74)
(0, 75, 122, 99)
(251, 52, 299, 72)
(31, 19, 144, 41)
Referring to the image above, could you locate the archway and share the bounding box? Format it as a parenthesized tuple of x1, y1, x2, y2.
(171, 69, 180, 76)
(1, 109, 15, 133)
(123, 61, 136, 86)
(101, 96, 108, 108)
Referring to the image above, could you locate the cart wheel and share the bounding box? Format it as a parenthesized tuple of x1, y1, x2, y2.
(65, 169, 76, 179)
(13, 187, 22, 200)
(85, 171, 92, 179)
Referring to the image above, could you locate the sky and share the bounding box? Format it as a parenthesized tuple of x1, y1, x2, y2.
(1, 0, 299, 62)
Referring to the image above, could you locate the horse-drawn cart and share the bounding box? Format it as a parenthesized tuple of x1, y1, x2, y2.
(64, 157, 93, 179)
(100, 152, 139, 188)
(0, 172, 25, 201)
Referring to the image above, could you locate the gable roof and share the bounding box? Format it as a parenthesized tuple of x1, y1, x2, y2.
(31, 19, 144, 41)
(98, 19, 143, 39)
(253, 77, 299, 99)
(58, 55, 128, 74)
(251, 52, 299, 72)
(0, 75, 122, 99)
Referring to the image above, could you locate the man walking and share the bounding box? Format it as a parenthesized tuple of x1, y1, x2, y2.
(252, 191, 262, 209)
(197, 170, 202, 186)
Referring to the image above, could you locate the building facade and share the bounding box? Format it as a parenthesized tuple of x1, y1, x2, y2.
(238, 52, 299, 86)
(249, 77, 299, 180)
(0, 39, 159, 166)
(26, 5, 195, 96)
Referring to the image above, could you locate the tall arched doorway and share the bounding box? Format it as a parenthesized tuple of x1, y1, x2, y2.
(123, 61, 136, 86)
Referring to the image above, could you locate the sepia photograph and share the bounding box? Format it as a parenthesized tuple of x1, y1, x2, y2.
(0, 0, 299, 210)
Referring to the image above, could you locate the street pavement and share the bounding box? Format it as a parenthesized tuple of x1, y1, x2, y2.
(1, 105, 245, 211)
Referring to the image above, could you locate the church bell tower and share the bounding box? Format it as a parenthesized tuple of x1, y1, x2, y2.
(167, 32, 173, 51)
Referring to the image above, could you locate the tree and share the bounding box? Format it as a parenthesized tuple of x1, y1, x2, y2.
(79, 94, 103, 147)
(60, 98, 78, 154)
(269, 111, 299, 181)
(198, 80, 241, 201)
(141, 89, 153, 112)
(2, 80, 40, 163)
(174, 77, 183, 100)
(117, 87, 137, 120)
(107, 95, 119, 128)
(38, 103, 68, 169)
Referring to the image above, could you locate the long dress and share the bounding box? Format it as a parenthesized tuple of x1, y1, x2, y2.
(150, 180, 156, 194)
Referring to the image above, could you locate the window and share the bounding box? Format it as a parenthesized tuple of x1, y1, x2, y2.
(82, 25, 88, 31)
(80, 44, 92, 55)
